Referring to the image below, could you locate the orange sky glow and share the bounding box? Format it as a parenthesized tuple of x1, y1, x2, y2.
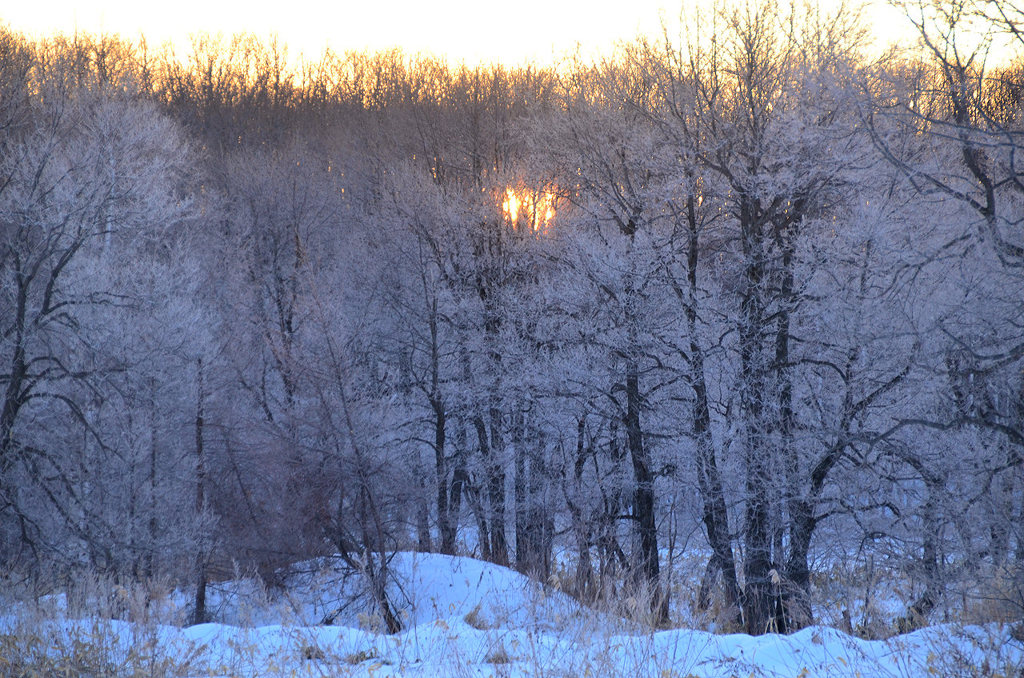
(4, 0, 917, 66)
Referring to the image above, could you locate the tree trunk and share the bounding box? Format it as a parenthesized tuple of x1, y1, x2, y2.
(445, 452, 467, 555)
(625, 363, 664, 621)
(462, 417, 492, 561)
(514, 420, 528, 570)
(474, 410, 508, 567)
(433, 396, 453, 554)
(191, 359, 208, 627)
(739, 198, 774, 635)
(0, 281, 28, 462)
(144, 377, 158, 578)
(519, 442, 553, 580)
(429, 298, 457, 556)
(487, 406, 508, 566)
(783, 498, 815, 629)
(774, 221, 804, 631)
(416, 473, 432, 553)
(683, 195, 743, 626)
(898, 487, 942, 632)
(565, 416, 596, 600)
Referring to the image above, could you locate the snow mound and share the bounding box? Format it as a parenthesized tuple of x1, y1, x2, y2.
(194, 551, 584, 631)
(387, 552, 584, 629)
(2, 553, 1022, 677)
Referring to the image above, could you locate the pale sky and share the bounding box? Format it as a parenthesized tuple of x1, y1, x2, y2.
(3, 0, 913, 66)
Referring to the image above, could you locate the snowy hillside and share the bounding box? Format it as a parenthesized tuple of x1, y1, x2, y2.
(2, 553, 1021, 677)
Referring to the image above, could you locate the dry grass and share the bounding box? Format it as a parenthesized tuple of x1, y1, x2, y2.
(0, 616, 205, 678)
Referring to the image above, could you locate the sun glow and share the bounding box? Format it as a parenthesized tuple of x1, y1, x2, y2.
(502, 187, 556, 232)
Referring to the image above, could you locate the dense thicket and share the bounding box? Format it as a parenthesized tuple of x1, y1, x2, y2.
(2, 0, 1023, 636)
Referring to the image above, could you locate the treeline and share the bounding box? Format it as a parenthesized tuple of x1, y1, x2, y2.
(2, 0, 1024, 637)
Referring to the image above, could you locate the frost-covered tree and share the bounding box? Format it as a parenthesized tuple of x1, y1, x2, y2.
(0, 40, 199, 571)
(862, 0, 1024, 625)
(631, 0, 921, 632)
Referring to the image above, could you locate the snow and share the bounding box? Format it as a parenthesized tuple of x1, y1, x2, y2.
(2, 552, 1021, 677)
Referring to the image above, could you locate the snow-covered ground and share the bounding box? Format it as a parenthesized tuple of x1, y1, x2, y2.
(2, 552, 1021, 677)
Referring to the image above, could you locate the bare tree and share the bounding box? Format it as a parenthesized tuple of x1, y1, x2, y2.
(0, 44, 197, 570)
(865, 0, 1024, 625)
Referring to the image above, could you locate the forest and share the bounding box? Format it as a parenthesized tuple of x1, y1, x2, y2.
(2, 0, 1024, 642)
